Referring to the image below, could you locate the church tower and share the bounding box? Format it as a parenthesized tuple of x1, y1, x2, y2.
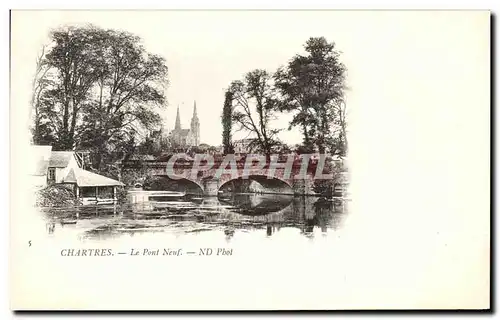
(175, 105, 181, 130)
(190, 101, 200, 146)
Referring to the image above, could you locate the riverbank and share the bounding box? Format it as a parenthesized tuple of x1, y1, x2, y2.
(35, 185, 129, 208)
(36, 184, 349, 209)
(35, 185, 80, 207)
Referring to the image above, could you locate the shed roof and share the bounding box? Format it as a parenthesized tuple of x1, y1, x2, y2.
(63, 168, 124, 187)
(49, 151, 75, 168)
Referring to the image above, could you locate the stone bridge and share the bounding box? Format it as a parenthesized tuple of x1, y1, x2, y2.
(120, 155, 337, 196)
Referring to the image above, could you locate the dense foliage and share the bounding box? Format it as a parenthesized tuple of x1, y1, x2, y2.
(224, 37, 348, 156)
(35, 185, 80, 207)
(31, 25, 169, 169)
(221, 90, 234, 154)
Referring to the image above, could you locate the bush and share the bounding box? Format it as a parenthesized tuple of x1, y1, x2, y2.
(35, 184, 80, 207)
(313, 179, 334, 198)
(115, 187, 128, 204)
(313, 158, 347, 198)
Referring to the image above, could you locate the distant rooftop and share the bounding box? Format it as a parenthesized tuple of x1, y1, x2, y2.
(128, 154, 156, 161)
(234, 138, 254, 142)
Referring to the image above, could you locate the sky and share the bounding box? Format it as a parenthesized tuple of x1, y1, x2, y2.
(11, 10, 361, 146)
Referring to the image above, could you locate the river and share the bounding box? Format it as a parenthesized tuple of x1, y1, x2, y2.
(40, 192, 348, 242)
(25, 192, 356, 310)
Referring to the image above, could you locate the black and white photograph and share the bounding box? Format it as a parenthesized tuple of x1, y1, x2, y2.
(27, 22, 349, 242)
(9, 9, 490, 310)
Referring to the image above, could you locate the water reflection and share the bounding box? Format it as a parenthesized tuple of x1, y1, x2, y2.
(218, 194, 293, 215)
(46, 222, 55, 234)
(41, 192, 348, 241)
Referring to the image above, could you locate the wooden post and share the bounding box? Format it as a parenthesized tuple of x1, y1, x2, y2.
(95, 186, 99, 203)
(113, 187, 117, 215)
(75, 185, 79, 198)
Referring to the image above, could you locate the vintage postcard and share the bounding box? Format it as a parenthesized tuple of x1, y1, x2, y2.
(9, 10, 490, 310)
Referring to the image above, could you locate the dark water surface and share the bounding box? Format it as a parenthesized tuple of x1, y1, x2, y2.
(41, 193, 348, 241)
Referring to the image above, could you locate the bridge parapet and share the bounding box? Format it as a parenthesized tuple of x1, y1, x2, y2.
(120, 156, 335, 196)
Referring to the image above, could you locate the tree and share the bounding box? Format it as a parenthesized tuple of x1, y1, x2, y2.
(221, 90, 234, 154)
(229, 69, 280, 159)
(274, 37, 347, 154)
(273, 142, 293, 154)
(76, 28, 167, 168)
(32, 25, 168, 169)
(312, 157, 346, 198)
(42, 26, 109, 150)
(329, 99, 348, 157)
(30, 45, 56, 145)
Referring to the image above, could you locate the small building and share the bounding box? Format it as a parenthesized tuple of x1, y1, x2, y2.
(30, 145, 125, 205)
(47, 151, 81, 185)
(62, 168, 124, 205)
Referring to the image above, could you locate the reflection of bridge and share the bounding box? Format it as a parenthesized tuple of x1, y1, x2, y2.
(120, 156, 337, 196)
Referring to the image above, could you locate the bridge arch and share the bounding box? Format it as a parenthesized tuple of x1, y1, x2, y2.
(148, 174, 204, 195)
(218, 174, 293, 194)
(218, 193, 294, 216)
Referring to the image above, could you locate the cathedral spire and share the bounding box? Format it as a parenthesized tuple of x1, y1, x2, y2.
(192, 101, 198, 119)
(190, 100, 200, 146)
(175, 105, 181, 130)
